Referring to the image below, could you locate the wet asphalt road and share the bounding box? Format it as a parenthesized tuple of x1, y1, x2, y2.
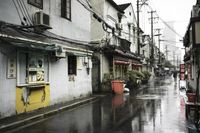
(6, 77, 199, 133)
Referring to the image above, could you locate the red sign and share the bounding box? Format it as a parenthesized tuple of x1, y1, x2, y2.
(180, 73, 185, 80)
(179, 64, 185, 80)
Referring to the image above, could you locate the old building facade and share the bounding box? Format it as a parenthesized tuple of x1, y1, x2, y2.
(183, 0, 200, 101)
(90, 0, 142, 92)
(0, 0, 93, 118)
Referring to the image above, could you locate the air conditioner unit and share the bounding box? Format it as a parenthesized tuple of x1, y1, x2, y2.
(34, 11, 51, 30)
(55, 46, 66, 58)
(116, 23, 123, 30)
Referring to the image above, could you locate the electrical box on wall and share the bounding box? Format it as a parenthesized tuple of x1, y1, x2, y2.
(55, 46, 66, 58)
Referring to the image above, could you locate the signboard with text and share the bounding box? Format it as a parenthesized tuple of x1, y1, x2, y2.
(180, 64, 185, 80)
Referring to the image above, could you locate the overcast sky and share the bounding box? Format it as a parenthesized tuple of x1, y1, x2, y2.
(114, 0, 196, 38)
(114, 0, 196, 61)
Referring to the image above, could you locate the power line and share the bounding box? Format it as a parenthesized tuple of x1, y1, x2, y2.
(146, 4, 183, 39)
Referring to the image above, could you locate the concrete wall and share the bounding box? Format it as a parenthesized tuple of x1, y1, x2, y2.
(105, 1, 118, 27)
(90, 0, 105, 41)
(49, 0, 91, 42)
(121, 5, 137, 53)
(0, 44, 16, 118)
(0, 0, 91, 42)
(50, 58, 69, 104)
(0, 0, 92, 118)
(50, 56, 92, 105)
(141, 42, 150, 58)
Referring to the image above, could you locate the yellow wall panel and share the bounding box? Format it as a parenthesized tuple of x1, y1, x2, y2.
(16, 87, 25, 114)
(16, 84, 50, 114)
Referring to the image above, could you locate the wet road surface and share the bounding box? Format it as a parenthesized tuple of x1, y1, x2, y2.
(6, 77, 198, 133)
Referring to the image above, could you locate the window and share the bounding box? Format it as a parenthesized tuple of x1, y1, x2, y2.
(143, 50, 145, 55)
(61, 0, 71, 20)
(68, 55, 77, 75)
(17, 52, 49, 85)
(28, 0, 43, 9)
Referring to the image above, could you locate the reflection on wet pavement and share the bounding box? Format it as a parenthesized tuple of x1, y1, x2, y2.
(10, 77, 198, 133)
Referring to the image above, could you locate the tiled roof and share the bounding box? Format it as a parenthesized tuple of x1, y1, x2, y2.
(118, 3, 131, 11)
(106, 0, 124, 13)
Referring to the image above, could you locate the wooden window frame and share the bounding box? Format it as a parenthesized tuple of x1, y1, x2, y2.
(68, 55, 77, 75)
(61, 0, 72, 21)
(28, 0, 43, 9)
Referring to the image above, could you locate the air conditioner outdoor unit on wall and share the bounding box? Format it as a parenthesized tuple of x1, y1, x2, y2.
(34, 11, 51, 30)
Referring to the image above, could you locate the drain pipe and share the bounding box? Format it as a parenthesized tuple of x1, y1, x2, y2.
(196, 51, 200, 103)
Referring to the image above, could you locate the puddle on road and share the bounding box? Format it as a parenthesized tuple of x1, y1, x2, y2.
(136, 94, 161, 100)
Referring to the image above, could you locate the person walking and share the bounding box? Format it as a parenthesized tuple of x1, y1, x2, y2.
(173, 71, 177, 82)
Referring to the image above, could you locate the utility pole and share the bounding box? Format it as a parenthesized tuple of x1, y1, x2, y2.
(173, 51, 175, 70)
(155, 28, 161, 65)
(137, 0, 140, 55)
(136, 0, 148, 56)
(165, 45, 169, 60)
(177, 55, 179, 69)
(148, 10, 156, 66)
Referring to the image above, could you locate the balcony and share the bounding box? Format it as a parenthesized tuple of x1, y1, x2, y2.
(118, 37, 131, 52)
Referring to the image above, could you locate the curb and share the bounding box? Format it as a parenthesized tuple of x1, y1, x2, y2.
(0, 96, 99, 132)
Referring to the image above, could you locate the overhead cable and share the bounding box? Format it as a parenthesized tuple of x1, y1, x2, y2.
(15, 0, 29, 25)
(147, 4, 183, 39)
(20, 0, 33, 25)
(12, 0, 23, 25)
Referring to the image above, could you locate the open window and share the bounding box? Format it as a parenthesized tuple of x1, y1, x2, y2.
(28, 0, 43, 9)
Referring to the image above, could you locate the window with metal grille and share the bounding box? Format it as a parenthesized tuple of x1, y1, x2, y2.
(68, 55, 77, 75)
(61, 0, 71, 20)
(28, 0, 43, 9)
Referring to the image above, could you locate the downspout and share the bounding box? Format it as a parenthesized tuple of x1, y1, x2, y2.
(196, 51, 200, 103)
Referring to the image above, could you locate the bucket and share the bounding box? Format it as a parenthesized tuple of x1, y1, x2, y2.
(111, 80, 124, 94)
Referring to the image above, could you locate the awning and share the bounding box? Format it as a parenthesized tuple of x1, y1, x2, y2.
(114, 60, 130, 65)
(132, 63, 142, 67)
(112, 49, 141, 61)
(0, 33, 57, 51)
(0, 23, 93, 55)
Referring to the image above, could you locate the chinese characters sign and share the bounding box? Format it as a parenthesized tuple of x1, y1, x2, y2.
(7, 57, 16, 79)
(180, 64, 185, 80)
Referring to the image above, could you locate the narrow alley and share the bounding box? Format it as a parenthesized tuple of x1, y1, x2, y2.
(0, 0, 199, 132)
(5, 77, 196, 133)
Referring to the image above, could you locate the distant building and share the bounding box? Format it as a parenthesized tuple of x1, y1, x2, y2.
(162, 22, 176, 64)
(90, 0, 142, 92)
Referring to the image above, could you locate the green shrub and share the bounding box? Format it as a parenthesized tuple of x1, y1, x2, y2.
(125, 70, 144, 89)
(141, 71, 151, 80)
